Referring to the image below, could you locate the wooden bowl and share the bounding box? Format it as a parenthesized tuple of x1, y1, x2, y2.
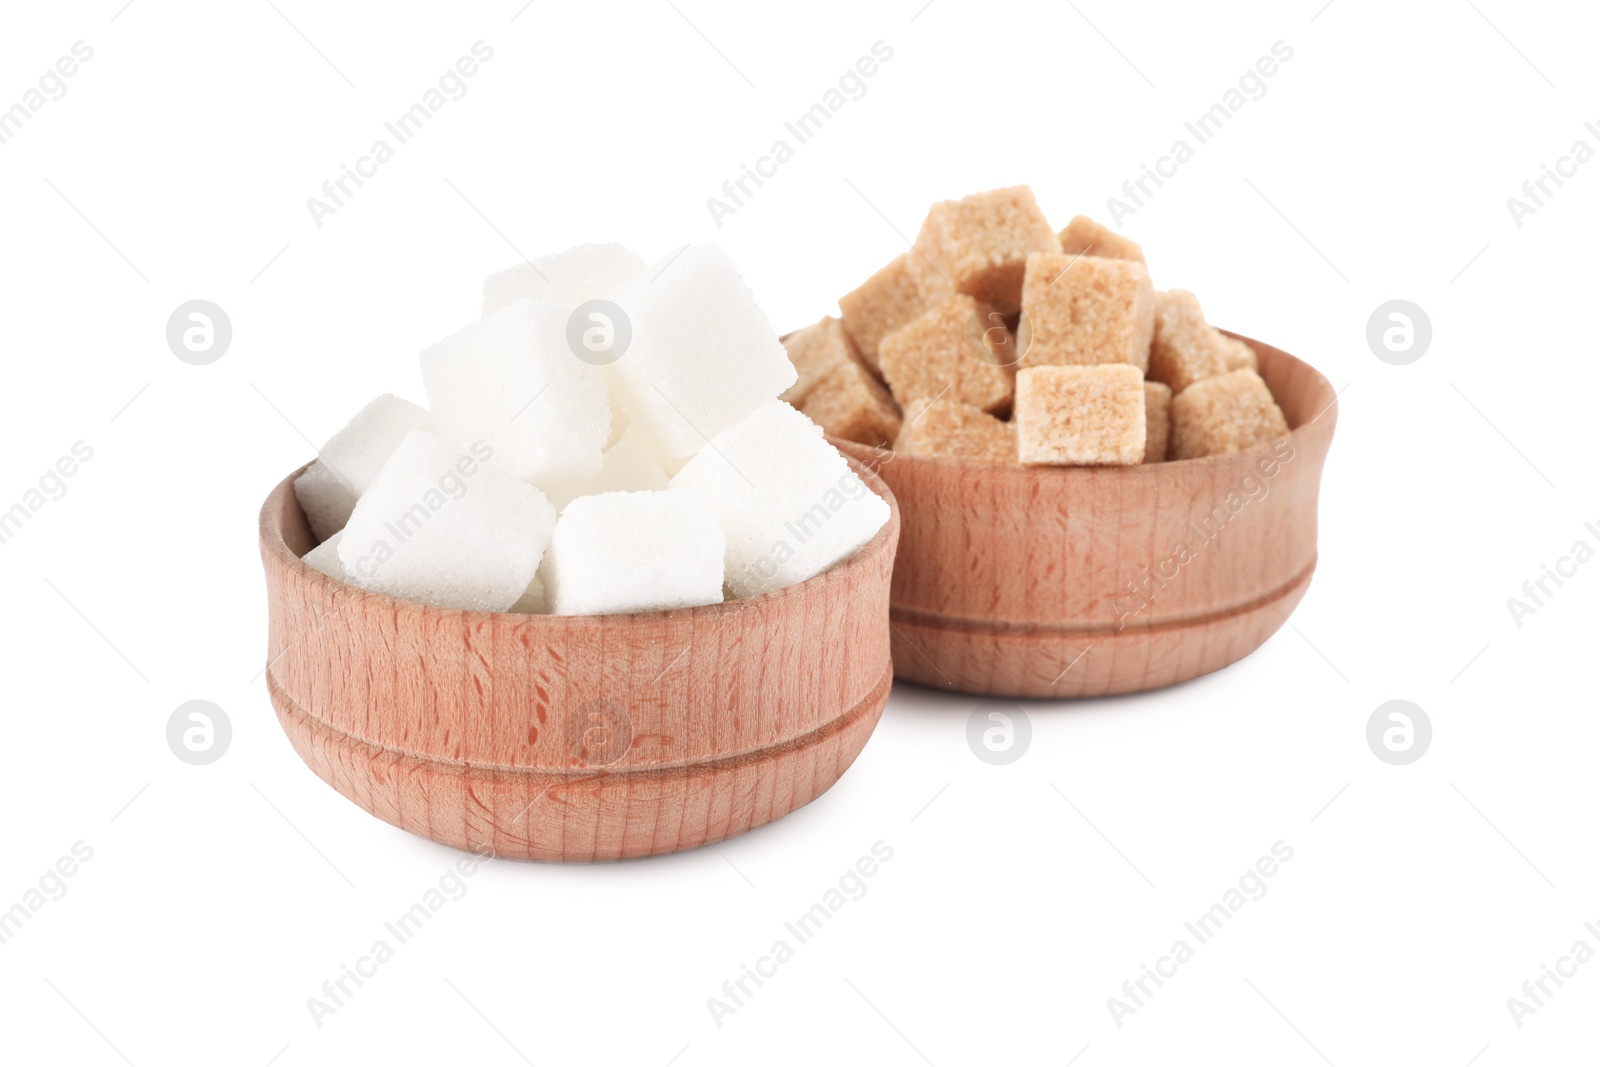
(258, 459, 900, 862)
(833, 334, 1337, 699)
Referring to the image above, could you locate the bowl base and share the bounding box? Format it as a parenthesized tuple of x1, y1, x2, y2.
(268, 667, 890, 862)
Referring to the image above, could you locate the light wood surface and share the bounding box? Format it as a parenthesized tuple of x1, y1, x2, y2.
(834, 334, 1337, 698)
(259, 459, 900, 862)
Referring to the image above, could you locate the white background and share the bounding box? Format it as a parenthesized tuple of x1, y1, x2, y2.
(1, 1, 1595, 1063)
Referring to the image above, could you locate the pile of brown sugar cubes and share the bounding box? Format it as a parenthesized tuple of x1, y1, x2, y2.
(782, 185, 1289, 466)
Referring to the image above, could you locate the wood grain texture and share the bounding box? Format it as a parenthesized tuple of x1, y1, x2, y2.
(833, 334, 1337, 698)
(259, 459, 900, 862)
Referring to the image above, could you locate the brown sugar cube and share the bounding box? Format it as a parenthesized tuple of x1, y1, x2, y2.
(1016, 253, 1155, 373)
(1014, 364, 1145, 466)
(1169, 368, 1290, 460)
(1148, 290, 1228, 393)
(895, 397, 1016, 465)
(878, 294, 1016, 415)
(1057, 215, 1146, 264)
(1142, 381, 1172, 463)
(800, 359, 902, 448)
(1216, 332, 1258, 372)
(838, 254, 929, 374)
(780, 316, 859, 406)
(906, 186, 1062, 314)
(906, 254, 954, 307)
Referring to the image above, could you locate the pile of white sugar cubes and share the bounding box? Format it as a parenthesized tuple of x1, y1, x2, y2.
(295, 244, 890, 616)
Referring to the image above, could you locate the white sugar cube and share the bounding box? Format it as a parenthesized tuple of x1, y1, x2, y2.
(545, 489, 725, 616)
(293, 394, 433, 542)
(483, 243, 648, 315)
(420, 299, 610, 488)
(603, 370, 632, 448)
(587, 434, 670, 496)
(670, 401, 889, 598)
(302, 531, 346, 580)
(543, 428, 671, 512)
(293, 464, 349, 544)
(338, 431, 556, 611)
(608, 245, 796, 458)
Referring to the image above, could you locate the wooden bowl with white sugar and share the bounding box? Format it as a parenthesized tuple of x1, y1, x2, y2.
(258, 457, 900, 862)
(834, 335, 1336, 699)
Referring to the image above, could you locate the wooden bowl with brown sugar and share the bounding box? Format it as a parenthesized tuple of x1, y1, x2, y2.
(833, 334, 1336, 699)
(258, 458, 900, 862)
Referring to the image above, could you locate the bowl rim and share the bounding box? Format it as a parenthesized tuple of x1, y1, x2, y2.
(827, 330, 1337, 479)
(260, 451, 901, 625)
